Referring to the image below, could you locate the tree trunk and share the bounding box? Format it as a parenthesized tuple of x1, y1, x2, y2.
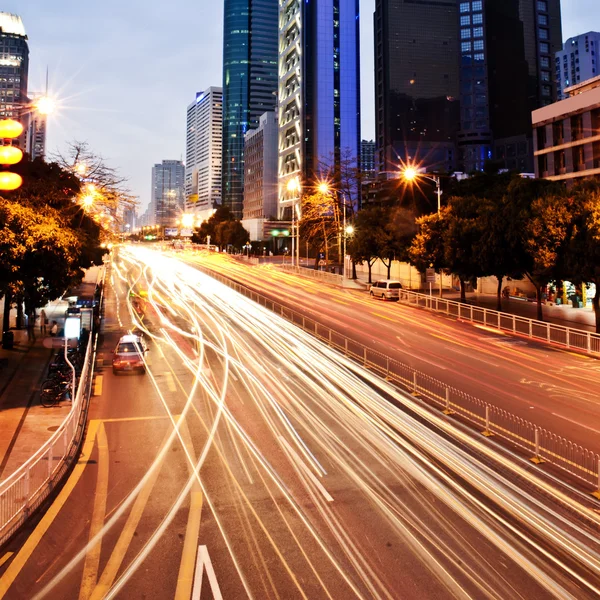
(351, 260, 357, 280)
(592, 289, 600, 334)
(386, 259, 391, 279)
(536, 285, 544, 322)
(460, 279, 466, 303)
(2, 288, 11, 332)
(16, 297, 23, 330)
(368, 261, 373, 284)
(496, 276, 503, 312)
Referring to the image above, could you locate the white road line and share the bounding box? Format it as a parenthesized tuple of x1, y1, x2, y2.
(192, 545, 223, 600)
(279, 436, 334, 503)
(551, 413, 600, 435)
(165, 371, 177, 392)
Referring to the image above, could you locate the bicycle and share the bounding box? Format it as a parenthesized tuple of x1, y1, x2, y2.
(40, 378, 72, 407)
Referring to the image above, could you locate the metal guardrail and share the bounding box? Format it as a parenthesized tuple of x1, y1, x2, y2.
(278, 264, 343, 286)
(195, 263, 600, 495)
(0, 273, 104, 547)
(396, 289, 600, 356)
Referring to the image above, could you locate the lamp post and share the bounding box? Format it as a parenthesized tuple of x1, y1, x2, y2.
(402, 166, 442, 213)
(286, 177, 300, 267)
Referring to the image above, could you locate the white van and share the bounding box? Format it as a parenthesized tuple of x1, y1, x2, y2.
(369, 280, 402, 300)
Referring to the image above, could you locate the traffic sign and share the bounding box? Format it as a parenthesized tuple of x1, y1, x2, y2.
(426, 268, 436, 283)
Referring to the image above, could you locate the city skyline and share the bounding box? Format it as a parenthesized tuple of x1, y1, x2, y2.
(4, 0, 596, 211)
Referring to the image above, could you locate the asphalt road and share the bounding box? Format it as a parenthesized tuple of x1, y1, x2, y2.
(182, 251, 600, 453)
(1, 247, 600, 599)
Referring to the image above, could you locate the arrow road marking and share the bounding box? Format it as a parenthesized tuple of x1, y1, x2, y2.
(192, 545, 223, 600)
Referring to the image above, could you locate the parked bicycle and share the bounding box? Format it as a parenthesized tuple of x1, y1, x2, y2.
(40, 377, 72, 408)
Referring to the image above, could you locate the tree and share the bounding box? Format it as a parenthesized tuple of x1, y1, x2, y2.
(214, 220, 250, 250)
(563, 181, 600, 333)
(192, 206, 236, 245)
(300, 192, 340, 267)
(348, 207, 389, 283)
(409, 210, 449, 286)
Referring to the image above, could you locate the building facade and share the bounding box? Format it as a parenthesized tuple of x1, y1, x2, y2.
(0, 13, 29, 151)
(533, 75, 600, 183)
(556, 32, 600, 100)
(278, 0, 361, 214)
(186, 88, 223, 218)
(222, 0, 279, 218)
(360, 140, 376, 180)
(243, 112, 278, 240)
(150, 160, 185, 226)
(374, 0, 459, 175)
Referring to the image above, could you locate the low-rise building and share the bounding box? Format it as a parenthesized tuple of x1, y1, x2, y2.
(533, 75, 600, 183)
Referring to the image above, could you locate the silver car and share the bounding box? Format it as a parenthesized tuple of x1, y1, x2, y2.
(369, 279, 402, 300)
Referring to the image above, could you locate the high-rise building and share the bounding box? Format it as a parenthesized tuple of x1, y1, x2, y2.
(222, 0, 279, 218)
(186, 88, 223, 219)
(0, 13, 29, 150)
(360, 140, 376, 179)
(556, 32, 600, 100)
(374, 0, 459, 175)
(278, 0, 361, 215)
(150, 160, 185, 226)
(24, 91, 47, 160)
(457, 0, 561, 173)
(243, 111, 278, 240)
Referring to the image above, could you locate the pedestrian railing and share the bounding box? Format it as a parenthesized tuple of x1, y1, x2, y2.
(195, 263, 600, 496)
(0, 278, 103, 547)
(278, 264, 343, 286)
(396, 289, 600, 356)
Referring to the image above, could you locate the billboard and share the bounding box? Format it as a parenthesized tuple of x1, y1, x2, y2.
(165, 228, 178, 237)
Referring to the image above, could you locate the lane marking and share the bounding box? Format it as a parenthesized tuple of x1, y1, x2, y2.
(99, 415, 175, 423)
(174, 493, 203, 600)
(551, 413, 600, 435)
(89, 426, 169, 600)
(192, 546, 223, 600)
(279, 437, 334, 503)
(371, 312, 397, 322)
(0, 420, 101, 599)
(165, 371, 177, 393)
(0, 554, 13, 569)
(93, 375, 103, 397)
(78, 422, 110, 600)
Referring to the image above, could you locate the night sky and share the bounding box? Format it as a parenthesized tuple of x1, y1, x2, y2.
(5, 0, 597, 210)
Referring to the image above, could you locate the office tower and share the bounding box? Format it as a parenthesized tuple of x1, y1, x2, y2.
(222, 0, 279, 218)
(0, 13, 29, 150)
(519, 0, 562, 108)
(360, 140, 376, 179)
(278, 0, 361, 214)
(186, 88, 223, 219)
(243, 112, 278, 240)
(556, 32, 600, 100)
(150, 160, 185, 226)
(24, 91, 46, 160)
(374, 0, 459, 175)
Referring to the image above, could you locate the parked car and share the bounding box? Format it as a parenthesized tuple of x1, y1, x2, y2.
(369, 279, 402, 300)
(112, 334, 148, 374)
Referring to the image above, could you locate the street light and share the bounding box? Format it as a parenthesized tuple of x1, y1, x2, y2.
(286, 177, 301, 267)
(401, 164, 442, 213)
(34, 96, 57, 116)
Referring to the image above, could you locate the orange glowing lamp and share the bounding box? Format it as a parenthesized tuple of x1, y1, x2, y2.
(0, 146, 23, 165)
(0, 119, 24, 139)
(0, 172, 23, 191)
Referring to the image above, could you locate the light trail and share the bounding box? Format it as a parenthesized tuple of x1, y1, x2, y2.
(37, 246, 600, 599)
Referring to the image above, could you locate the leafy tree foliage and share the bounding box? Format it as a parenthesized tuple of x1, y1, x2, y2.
(191, 206, 249, 250)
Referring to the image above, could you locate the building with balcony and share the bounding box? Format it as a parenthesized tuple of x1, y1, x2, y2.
(278, 0, 361, 216)
(186, 88, 223, 220)
(533, 75, 600, 182)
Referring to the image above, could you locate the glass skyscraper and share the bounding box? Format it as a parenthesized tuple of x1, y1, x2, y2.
(278, 0, 361, 213)
(222, 0, 278, 218)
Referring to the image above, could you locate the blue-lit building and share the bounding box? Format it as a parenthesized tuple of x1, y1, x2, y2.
(278, 0, 361, 214)
(222, 0, 279, 218)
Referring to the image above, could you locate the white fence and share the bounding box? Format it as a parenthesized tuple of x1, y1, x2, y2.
(397, 289, 600, 356)
(195, 263, 600, 495)
(278, 264, 343, 286)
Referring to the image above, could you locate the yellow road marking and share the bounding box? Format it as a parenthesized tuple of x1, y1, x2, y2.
(89, 427, 168, 600)
(0, 553, 13, 569)
(0, 420, 101, 599)
(165, 371, 177, 393)
(371, 312, 397, 322)
(174, 492, 203, 600)
(100, 415, 175, 423)
(93, 375, 103, 397)
(79, 422, 110, 600)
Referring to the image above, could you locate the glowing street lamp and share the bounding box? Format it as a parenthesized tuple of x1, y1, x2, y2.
(181, 213, 195, 228)
(401, 164, 442, 213)
(34, 96, 57, 116)
(317, 181, 330, 195)
(81, 195, 95, 208)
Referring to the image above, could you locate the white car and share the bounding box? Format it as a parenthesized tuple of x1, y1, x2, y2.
(369, 280, 402, 300)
